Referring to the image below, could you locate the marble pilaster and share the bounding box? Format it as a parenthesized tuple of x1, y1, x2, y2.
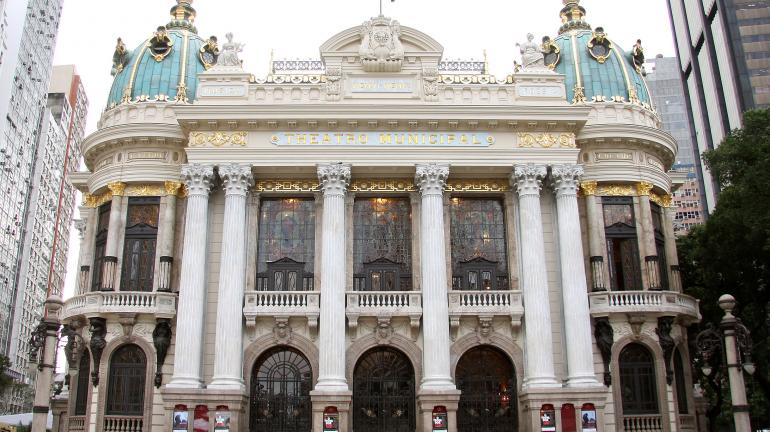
(101, 182, 126, 290)
(314, 163, 351, 392)
(210, 164, 253, 390)
(580, 181, 608, 291)
(637, 182, 661, 290)
(512, 163, 558, 388)
(551, 165, 600, 387)
(167, 164, 214, 389)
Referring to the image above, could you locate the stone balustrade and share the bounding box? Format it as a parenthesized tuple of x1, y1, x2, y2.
(103, 416, 143, 432)
(622, 414, 663, 432)
(61, 291, 178, 321)
(346, 291, 422, 338)
(447, 290, 524, 338)
(68, 416, 85, 432)
(243, 291, 320, 332)
(588, 290, 700, 323)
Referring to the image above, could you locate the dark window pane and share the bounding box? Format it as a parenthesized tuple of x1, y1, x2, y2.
(74, 350, 90, 415)
(450, 198, 509, 290)
(257, 199, 315, 274)
(604, 198, 642, 291)
(91, 203, 111, 291)
(106, 345, 146, 416)
(674, 349, 689, 414)
(619, 344, 659, 415)
(121, 198, 159, 292)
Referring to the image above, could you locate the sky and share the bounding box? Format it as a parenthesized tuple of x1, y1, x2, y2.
(52, 0, 676, 135)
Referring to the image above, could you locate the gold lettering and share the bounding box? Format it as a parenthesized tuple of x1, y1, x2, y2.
(460, 134, 468, 145)
(395, 134, 405, 145)
(346, 134, 356, 145)
(447, 134, 455, 145)
(380, 133, 392, 145)
(322, 134, 331, 145)
(473, 135, 481, 145)
(335, 134, 343, 144)
(285, 133, 294, 145)
(296, 134, 307, 145)
(309, 133, 319, 145)
(429, 134, 438, 145)
(409, 134, 418, 145)
(359, 134, 368, 145)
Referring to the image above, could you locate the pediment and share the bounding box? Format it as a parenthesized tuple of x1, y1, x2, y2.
(320, 19, 444, 58)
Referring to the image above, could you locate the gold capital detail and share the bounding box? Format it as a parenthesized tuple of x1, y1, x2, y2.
(164, 181, 183, 196)
(580, 181, 598, 196)
(189, 131, 248, 148)
(107, 182, 126, 196)
(650, 192, 674, 208)
(517, 133, 576, 149)
(636, 181, 654, 196)
(597, 185, 636, 196)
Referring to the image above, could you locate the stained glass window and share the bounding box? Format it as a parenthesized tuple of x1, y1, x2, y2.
(257, 199, 315, 291)
(450, 198, 509, 290)
(91, 202, 111, 291)
(106, 344, 146, 416)
(121, 197, 159, 292)
(353, 198, 412, 291)
(603, 197, 642, 291)
(619, 343, 659, 415)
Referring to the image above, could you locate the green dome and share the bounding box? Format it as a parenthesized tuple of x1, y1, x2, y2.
(551, 30, 652, 107)
(106, 1, 214, 109)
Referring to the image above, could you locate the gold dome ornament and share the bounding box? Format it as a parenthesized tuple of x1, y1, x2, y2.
(111, 38, 129, 76)
(149, 26, 174, 62)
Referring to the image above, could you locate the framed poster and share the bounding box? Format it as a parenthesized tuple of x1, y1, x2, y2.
(214, 406, 231, 431)
(581, 403, 598, 432)
(173, 405, 189, 432)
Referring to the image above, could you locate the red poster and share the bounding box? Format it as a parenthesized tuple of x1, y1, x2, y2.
(193, 405, 209, 432)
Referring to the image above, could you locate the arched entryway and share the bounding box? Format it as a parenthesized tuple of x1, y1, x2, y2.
(249, 347, 312, 432)
(619, 343, 659, 416)
(352, 347, 415, 432)
(456, 346, 517, 432)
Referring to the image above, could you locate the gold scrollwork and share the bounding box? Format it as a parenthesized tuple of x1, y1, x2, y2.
(125, 185, 165, 196)
(650, 193, 674, 208)
(165, 181, 183, 196)
(446, 179, 510, 192)
(351, 180, 416, 192)
(636, 182, 654, 196)
(107, 182, 126, 197)
(580, 181, 598, 196)
(597, 185, 636, 196)
(83, 183, 185, 207)
(517, 133, 576, 149)
(254, 180, 319, 193)
(189, 131, 248, 148)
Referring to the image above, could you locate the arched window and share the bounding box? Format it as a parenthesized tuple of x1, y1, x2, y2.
(450, 198, 509, 290)
(250, 347, 312, 432)
(674, 348, 689, 414)
(353, 198, 412, 291)
(121, 197, 160, 291)
(74, 349, 90, 416)
(353, 347, 415, 432)
(456, 346, 517, 432)
(256, 199, 316, 291)
(106, 344, 147, 416)
(619, 343, 659, 415)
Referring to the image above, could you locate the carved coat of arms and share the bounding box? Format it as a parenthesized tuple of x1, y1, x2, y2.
(359, 17, 405, 72)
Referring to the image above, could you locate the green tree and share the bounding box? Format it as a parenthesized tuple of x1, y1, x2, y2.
(678, 109, 770, 429)
(0, 355, 14, 394)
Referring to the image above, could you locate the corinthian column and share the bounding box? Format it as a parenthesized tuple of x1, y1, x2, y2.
(512, 163, 558, 388)
(157, 181, 181, 292)
(102, 181, 126, 291)
(210, 164, 253, 390)
(168, 164, 214, 389)
(551, 165, 600, 387)
(415, 163, 455, 391)
(314, 163, 351, 392)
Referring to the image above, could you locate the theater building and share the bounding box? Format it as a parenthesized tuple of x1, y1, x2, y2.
(53, 1, 703, 431)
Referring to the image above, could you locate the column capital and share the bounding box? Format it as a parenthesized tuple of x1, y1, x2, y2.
(107, 182, 126, 197)
(636, 181, 654, 196)
(219, 163, 254, 196)
(551, 164, 584, 197)
(511, 163, 547, 197)
(317, 163, 351, 196)
(181, 164, 215, 196)
(415, 163, 449, 196)
(164, 181, 183, 196)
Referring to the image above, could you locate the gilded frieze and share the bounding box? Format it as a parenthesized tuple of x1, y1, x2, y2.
(253, 180, 319, 193)
(351, 179, 416, 192)
(517, 133, 576, 149)
(446, 179, 510, 192)
(188, 131, 248, 148)
(83, 183, 185, 207)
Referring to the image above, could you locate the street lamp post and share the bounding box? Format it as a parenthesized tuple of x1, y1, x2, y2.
(696, 294, 755, 432)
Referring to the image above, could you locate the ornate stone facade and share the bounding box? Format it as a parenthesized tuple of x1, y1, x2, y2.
(56, 1, 702, 432)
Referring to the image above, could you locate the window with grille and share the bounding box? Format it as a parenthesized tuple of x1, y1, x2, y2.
(603, 197, 642, 291)
(106, 344, 146, 416)
(74, 349, 90, 415)
(450, 198, 509, 290)
(619, 343, 659, 415)
(353, 198, 412, 291)
(256, 198, 315, 291)
(120, 197, 159, 292)
(91, 202, 111, 291)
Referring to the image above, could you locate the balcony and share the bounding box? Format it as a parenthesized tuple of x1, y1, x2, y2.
(588, 290, 700, 323)
(448, 290, 524, 338)
(61, 291, 178, 322)
(243, 291, 320, 333)
(346, 291, 422, 339)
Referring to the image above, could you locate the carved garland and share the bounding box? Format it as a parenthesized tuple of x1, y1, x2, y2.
(517, 133, 577, 149)
(188, 131, 248, 148)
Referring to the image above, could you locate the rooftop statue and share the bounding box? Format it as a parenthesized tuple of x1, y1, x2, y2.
(517, 33, 549, 71)
(216, 32, 244, 68)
